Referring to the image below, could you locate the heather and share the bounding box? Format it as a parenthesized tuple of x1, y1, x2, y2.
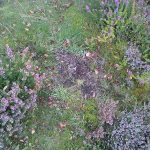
(0, 45, 44, 148)
(111, 105, 150, 150)
(0, 0, 150, 149)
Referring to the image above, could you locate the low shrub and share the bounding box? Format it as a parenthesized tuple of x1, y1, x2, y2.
(0, 45, 44, 148)
(111, 105, 150, 150)
(99, 99, 118, 126)
(124, 44, 150, 71)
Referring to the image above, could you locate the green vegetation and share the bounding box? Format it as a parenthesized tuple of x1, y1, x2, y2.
(0, 0, 149, 149)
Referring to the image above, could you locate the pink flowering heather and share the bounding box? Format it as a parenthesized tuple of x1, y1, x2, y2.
(115, 0, 129, 6)
(34, 73, 45, 90)
(126, 69, 133, 79)
(86, 4, 91, 13)
(100, 99, 118, 125)
(0, 67, 5, 76)
(144, 64, 150, 71)
(86, 127, 105, 139)
(0, 82, 38, 148)
(25, 62, 32, 71)
(22, 47, 29, 56)
(0, 60, 5, 76)
(8, 83, 20, 98)
(114, 0, 119, 6)
(6, 44, 14, 60)
(0, 98, 9, 113)
(0, 46, 44, 148)
(111, 105, 150, 149)
(125, 44, 149, 70)
(28, 89, 37, 108)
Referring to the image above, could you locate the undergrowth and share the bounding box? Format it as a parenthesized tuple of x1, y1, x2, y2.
(0, 0, 150, 149)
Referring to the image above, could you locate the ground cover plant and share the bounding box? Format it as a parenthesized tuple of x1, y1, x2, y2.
(0, 45, 44, 149)
(0, 0, 150, 149)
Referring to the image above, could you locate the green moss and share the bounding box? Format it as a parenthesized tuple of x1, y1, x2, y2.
(83, 99, 99, 131)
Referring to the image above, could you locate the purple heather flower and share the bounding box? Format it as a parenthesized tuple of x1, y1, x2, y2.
(127, 69, 133, 77)
(125, 0, 129, 5)
(24, 86, 28, 92)
(144, 64, 150, 71)
(0, 67, 5, 76)
(6, 44, 14, 60)
(138, 0, 144, 6)
(0, 98, 9, 112)
(101, 0, 107, 5)
(30, 92, 37, 104)
(10, 106, 17, 111)
(87, 127, 105, 139)
(100, 99, 118, 125)
(34, 73, 45, 85)
(114, 0, 119, 6)
(104, 0, 108, 4)
(112, 106, 150, 149)
(25, 62, 32, 71)
(0, 113, 9, 125)
(86, 4, 91, 13)
(1, 98, 9, 106)
(138, 79, 145, 85)
(124, 44, 149, 71)
(114, 0, 120, 14)
(28, 90, 37, 107)
(8, 83, 20, 98)
(114, 7, 119, 13)
(34, 73, 40, 80)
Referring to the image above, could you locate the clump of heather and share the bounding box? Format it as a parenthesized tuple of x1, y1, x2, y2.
(0, 60, 5, 76)
(0, 67, 5, 76)
(86, 4, 91, 13)
(111, 105, 150, 150)
(124, 44, 150, 71)
(6, 44, 14, 60)
(86, 127, 105, 139)
(99, 99, 118, 125)
(0, 45, 44, 148)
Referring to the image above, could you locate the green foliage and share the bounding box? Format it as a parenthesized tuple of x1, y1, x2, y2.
(51, 86, 71, 101)
(83, 99, 99, 131)
(130, 72, 150, 103)
(1, 0, 149, 149)
(25, 76, 35, 89)
(57, 5, 98, 53)
(57, 6, 87, 43)
(0, 0, 59, 56)
(0, 48, 41, 148)
(18, 90, 30, 101)
(115, 17, 149, 60)
(86, 0, 149, 60)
